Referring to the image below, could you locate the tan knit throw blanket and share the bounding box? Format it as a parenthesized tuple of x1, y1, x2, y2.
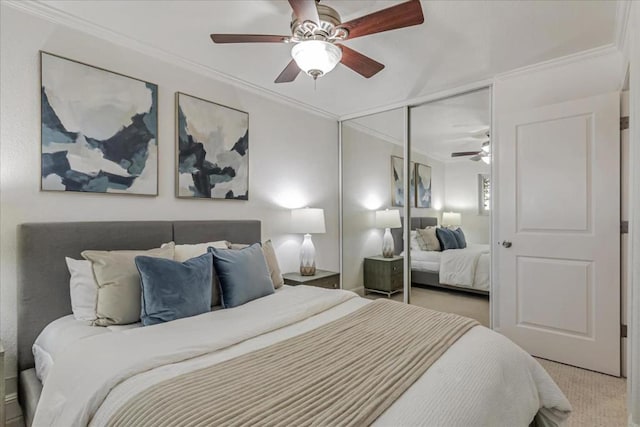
(106, 299, 478, 427)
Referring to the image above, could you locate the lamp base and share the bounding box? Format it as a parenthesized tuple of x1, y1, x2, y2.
(300, 233, 317, 276)
(300, 265, 316, 276)
(382, 228, 395, 258)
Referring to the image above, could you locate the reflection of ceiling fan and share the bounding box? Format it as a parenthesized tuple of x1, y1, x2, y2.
(210, 0, 424, 83)
(451, 140, 491, 163)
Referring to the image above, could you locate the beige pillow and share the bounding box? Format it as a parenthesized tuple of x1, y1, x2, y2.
(226, 241, 283, 289)
(262, 240, 284, 289)
(417, 227, 441, 251)
(163, 241, 229, 262)
(162, 240, 228, 308)
(82, 243, 175, 326)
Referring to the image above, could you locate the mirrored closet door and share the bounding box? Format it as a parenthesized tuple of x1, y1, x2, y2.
(341, 108, 408, 299)
(407, 88, 491, 326)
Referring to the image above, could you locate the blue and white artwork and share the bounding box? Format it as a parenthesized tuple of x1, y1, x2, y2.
(177, 93, 248, 200)
(416, 163, 432, 208)
(391, 156, 415, 207)
(40, 52, 158, 195)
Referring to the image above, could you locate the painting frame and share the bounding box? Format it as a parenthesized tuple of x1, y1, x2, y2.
(40, 51, 159, 196)
(415, 163, 432, 208)
(390, 155, 415, 207)
(175, 92, 249, 201)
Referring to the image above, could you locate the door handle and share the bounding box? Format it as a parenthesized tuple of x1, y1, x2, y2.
(501, 241, 512, 248)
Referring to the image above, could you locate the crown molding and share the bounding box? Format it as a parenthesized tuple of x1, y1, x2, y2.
(614, 0, 633, 56)
(493, 44, 620, 82)
(341, 120, 402, 147)
(339, 79, 493, 122)
(2, 0, 338, 121)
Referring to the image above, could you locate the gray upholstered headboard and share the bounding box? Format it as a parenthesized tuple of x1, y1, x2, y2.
(17, 220, 261, 372)
(391, 217, 438, 254)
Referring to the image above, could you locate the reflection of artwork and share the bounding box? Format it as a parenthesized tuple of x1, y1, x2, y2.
(478, 173, 490, 214)
(391, 156, 415, 207)
(415, 163, 432, 208)
(41, 52, 158, 195)
(177, 92, 249, 200)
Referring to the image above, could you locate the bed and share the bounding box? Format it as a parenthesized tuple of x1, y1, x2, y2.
(392, 217, 491, 295)
(17, 220, 570, 426)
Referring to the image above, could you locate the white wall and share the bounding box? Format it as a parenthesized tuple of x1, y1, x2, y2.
(0, 5, 339, 381)
(443, 161, 491, 244)
(341, 122, 444, 291)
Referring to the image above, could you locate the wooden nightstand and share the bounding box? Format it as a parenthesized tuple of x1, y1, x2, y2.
(364, 256, 403, 297)
(282, 270, 340, 289)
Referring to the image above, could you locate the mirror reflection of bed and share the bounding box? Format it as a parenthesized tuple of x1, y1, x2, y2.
(395, 217, 490, 327)
(340, 88, 491, 327)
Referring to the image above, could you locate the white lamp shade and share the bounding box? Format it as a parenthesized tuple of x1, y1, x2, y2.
(291, 208, 326, 234)
(442, 212, 462, 227)
(291, 41, 342, 77)
(375, 209, 402, 229)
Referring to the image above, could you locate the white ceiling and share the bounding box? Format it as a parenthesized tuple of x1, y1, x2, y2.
(39, 0, 619, 117)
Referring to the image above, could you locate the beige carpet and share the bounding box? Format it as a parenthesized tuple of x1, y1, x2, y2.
(364, 285, 490, 327)
(365, 287, 627, 426)
(535, 358, 627, 427)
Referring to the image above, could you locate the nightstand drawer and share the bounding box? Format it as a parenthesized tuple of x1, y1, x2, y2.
(282, 270, 340, 289)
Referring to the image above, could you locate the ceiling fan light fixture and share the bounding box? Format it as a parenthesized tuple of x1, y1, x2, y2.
(291, 40, 342, 80)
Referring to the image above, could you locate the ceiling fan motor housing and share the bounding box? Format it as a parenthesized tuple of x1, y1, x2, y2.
(291, 5, 348, 42)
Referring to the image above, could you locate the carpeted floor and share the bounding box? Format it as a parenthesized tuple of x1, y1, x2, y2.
(535, 358, 627, 427)
(364, 285, 490, 326)
(364, 286, 627, 426)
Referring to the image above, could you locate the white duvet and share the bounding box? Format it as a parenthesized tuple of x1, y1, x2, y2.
(33, 286, 570, 427)
(439, 244, 490, 290)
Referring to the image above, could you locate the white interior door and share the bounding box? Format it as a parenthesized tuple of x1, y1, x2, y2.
(496, 92, 620, 376)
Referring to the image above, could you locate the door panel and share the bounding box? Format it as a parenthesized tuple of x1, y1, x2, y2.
(497, 92, 620, 375)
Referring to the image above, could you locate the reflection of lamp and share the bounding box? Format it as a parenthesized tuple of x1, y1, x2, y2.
(442, 212, 462, 228)
(375, 209, 402, 258)
(291, 208, 326, 276)
(291, 41, 342, 80)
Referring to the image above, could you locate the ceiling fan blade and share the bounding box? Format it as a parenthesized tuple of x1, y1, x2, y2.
(210, 34, 291, 44)
(275, 59, 301, 83)
(338, 0, 424, 40)
(338, 45, 385, 78)
(288, 0, 320, 26)
(451, 151, 482, 158)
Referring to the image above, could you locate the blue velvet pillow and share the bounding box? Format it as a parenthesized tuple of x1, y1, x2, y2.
(208, 243, 274, 308)
(135, 253, 212, 326)
(451, 227, 467, 249)
(436, 227, 460, 250)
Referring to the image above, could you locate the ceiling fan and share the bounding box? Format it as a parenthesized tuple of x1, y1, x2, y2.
(451, 127, 491, 164)
(210, 0, 425, 83)
(451, 139, 491, 163)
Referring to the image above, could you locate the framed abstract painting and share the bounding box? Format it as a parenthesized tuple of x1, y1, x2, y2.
(415, 163, 432, 208)
(390, 155, 415, 207)
(40, 51, 158, 195)
(176, 92, 249, 200)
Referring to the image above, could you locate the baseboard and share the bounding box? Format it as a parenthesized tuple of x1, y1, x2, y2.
(5, 392, 23, 426)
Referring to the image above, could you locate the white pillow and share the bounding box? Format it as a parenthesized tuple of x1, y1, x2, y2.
(410, 231, 426, 251)
(162, 241, 229, 262)
(65, 257, 98, 322)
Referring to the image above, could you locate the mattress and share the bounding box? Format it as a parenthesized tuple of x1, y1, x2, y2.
(32, 285, 571, 427)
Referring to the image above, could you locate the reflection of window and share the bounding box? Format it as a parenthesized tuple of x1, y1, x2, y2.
(478, 174, 490, 215)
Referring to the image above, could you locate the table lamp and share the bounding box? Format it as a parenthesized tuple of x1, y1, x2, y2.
(375, 209, 402, 258)
(291, 207, 326, 276)
(442, 211, 462, 228)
